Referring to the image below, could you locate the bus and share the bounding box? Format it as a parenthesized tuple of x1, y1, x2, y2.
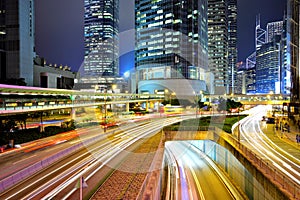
(164, 105, 183, 115)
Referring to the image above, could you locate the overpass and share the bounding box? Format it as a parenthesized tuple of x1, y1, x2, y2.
(203, 93, 290, 105)
(0, 84, 291, 114)
(0, 84, 164, 115)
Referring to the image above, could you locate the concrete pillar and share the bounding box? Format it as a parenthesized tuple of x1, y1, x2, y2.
(71, 108, 76, 120)
(126, 103, 130, 112)
(145, 101, 149, 111)
(149, 101, 154, 109)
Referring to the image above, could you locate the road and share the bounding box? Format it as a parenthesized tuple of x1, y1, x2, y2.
(0, 115, 193, 199)
(238, 105, 300, 186)
(164, 141, 243, 200)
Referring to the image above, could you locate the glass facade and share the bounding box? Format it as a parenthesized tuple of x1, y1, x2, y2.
(227, 0, 238, 93)
(83, 0, 119, 79)
(135, 0, 208, 82)
(267, 21, 283, 43)
(0, 0, 35, 86)
(287, 0, 299, 102)
(208, 0, 229, 94)
(255, 37, 281, 94)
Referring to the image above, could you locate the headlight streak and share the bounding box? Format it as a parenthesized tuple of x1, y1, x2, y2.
(239, 107, 300, 185)
(41, 116, 192, 199)
(6, 120, 160, 199)
(165, 141, 243, 200)
(14, 135, 124, 200)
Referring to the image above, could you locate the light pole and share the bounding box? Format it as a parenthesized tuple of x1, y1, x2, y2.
(237, 107, 240, 142)
(104, 89, 107, 133)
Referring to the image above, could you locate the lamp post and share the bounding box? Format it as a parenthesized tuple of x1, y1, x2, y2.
(104, 89, 107, 133)
(237, 107, 240, 142)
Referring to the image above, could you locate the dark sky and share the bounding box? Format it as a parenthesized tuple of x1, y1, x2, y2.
(35, 0, 286, 74)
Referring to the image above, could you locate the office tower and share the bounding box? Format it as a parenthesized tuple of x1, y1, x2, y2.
(227, 0, 238, 94)
(208, 0, 232, 94)
(267, 21, 283, 42)
(245, 52, 256, 94)
(0, 0, 35, 86)
(135, 0, 208, 96)
(287, 0, 299, 102)
(255, 16, 266, 51)
(82, 0, 119, 82)
(235, 61, 246, 94)
(256, 36, 281, 94)
(280, 15, 291, 95)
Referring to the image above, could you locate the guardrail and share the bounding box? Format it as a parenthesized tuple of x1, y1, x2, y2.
(163, 126, 299, 199)
(221, 130, 299, 200)
(0, 128, 113, 193)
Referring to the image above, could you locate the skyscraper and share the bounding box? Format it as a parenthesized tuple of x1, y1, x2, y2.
(267, 21, 283, 43)
(208, 0, 238, 94)
(135, 0, 208, 96)
(0, 0, 35, 86)
(256, 36, 281, 94)
(227, 0, 238, 94)
(255, 16, 266, 51)
(82, 0, 119, 82)
(287, 0, 299, 102)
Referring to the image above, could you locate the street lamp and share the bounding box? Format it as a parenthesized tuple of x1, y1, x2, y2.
(237, 107, 241, 142)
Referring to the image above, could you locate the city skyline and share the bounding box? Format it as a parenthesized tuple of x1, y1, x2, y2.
(35, 0, 286, 74)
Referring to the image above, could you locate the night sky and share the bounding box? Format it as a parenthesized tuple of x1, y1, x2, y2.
(35, 0, 286, 75)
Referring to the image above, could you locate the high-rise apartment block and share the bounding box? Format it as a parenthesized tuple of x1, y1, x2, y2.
(82, 0, 119, 83)
(135, 0, 208, 96)
(0, 0, 35, 86)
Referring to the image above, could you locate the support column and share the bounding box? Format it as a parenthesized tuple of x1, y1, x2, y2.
(145, 101, 149, 112)
(71, 108, 76, 120)
(126, 103, 130, 112)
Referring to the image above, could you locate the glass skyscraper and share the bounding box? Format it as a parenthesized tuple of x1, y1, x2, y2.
(83, 0, 119, 81)
(135, 0, 208, 95)
(256, 36, 281, 94)
(287, 0, 299, 102)
(227, 0, 238, 94)
(208, 0, 238, 94)
(267, 21, 283, 43)
(0, 0, 35, 86)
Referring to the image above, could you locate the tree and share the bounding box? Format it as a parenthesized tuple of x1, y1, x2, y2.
(14, 114, 28, 130)
(217, 97, 227, 111)
(217, 97, 242, 112)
